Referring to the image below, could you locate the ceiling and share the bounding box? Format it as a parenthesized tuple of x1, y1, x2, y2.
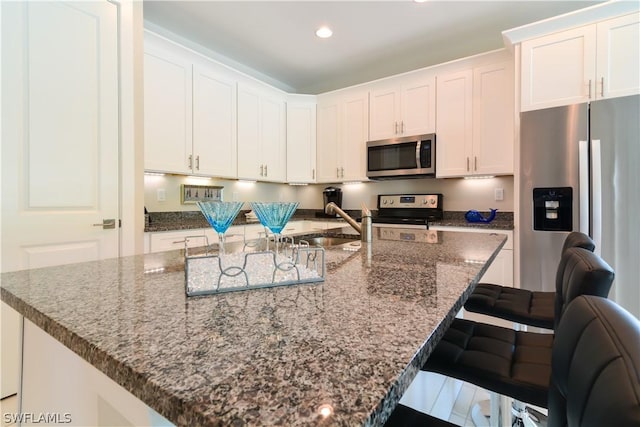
(143, 1, 602, 94)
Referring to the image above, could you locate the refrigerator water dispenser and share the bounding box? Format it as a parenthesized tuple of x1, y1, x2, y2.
(533, 187, 573, 231)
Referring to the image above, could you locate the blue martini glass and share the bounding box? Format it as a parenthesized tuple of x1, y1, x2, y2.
(197, 201, 244, 254)
(250, 202, 299, 254)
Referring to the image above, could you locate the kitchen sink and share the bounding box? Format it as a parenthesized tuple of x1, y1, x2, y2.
(304, 236, 361, 248)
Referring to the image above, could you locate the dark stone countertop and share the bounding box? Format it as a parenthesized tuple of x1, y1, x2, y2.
(145, 210, 514, 233)
(1, 228, 506, 426)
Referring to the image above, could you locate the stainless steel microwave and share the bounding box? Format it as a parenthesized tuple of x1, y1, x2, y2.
(366, 133, 436, 179)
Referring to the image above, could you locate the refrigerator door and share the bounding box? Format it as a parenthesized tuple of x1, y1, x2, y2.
(519, 103, 588, 292)
(590, 95, 640, 318)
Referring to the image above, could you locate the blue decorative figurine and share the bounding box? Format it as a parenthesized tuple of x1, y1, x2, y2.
(465, 208, 498, 223)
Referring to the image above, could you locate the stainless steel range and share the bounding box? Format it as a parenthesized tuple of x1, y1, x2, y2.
(374, 193, 443, 228)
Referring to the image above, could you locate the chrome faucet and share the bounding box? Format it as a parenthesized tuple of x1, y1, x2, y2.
(325, 202, 372, 242)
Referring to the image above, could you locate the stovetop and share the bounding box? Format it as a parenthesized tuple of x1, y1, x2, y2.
(375, 193, 443, 226)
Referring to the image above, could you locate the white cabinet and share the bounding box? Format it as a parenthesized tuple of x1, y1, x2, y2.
(148, 229, 208, 253)
(435, 69, 473, 177)
(521, 13, 639, 111)
(596, 13, 640, 100)
(436, 59, 514, 178)
(237, 83, 287, 182)
(144, 41, 192, 175)
(316, 89, 368, 183)
(286, 95, 317, 183)
(144, 32, 238, 178)
(369, 73, 436, 140)
(192, 61, 237, 178)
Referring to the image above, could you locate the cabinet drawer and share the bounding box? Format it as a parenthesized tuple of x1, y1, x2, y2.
(149, 229, 207, 253)
(429, 226, 512, 250)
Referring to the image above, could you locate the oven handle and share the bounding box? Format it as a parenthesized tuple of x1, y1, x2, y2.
(415, 141, 421, 168)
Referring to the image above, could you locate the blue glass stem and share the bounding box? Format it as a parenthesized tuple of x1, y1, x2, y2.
(218, 232, 226, 255)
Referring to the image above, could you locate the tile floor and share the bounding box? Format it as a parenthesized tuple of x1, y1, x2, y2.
(0, 394, 18, 427)
(400, 371, 494, 426)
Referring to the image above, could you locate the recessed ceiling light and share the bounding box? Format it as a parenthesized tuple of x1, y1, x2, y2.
(316, 26, 333, 38)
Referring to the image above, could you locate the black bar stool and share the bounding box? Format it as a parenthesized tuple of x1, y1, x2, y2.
(385, 295, 640, 427)
(420, 248, 614, 411)
(464, 231, 595, 330)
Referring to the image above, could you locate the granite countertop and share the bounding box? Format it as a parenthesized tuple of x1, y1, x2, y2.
(1, 228, 506, 426)
(145, 210, 514, 233)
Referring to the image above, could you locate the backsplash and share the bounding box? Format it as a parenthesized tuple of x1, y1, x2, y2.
(144, 174, 514, 213)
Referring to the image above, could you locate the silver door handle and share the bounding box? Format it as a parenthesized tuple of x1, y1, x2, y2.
(92, 219, 116, 229)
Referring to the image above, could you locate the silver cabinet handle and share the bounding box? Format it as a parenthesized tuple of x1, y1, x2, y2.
(260, 164, 264, 176)
(188, 154, 193, 169)
(336, 167, 340, 178)
(395, 122, 398, 134)
(312, 168, 315, 180)
(588, 79, 592, 99)
(92, 219, 116, 229)
(195, 155, 200, 170)
(401, 121, 404, 134)
(600, 77, 604, 98)
(172, 239, 187, 244)
(341, 167, 344, 178)
(264, 164, 268, 176)
(474, 156, 477, 171)
(466, 157, 470, 172)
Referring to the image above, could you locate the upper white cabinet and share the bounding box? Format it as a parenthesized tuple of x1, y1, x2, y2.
(237, 83, 287, 182)
(192, 61, 237, 178)
(596, 13, 640, 100)
(316, 89, 368, 183)
(436, 56, 514, 178)
(369, 73, 436, 140)
(144, 32, 238, 178)
(521, 13, 639, 111)
(286, 95, 317, 183)
(144, 42, 192, 175)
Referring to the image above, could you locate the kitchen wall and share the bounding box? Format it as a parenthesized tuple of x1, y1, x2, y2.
(144, 174, 514, 213)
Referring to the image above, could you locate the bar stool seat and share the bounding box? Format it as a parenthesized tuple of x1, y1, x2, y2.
(464, 231, 596, 330)
(422, 247, 614, 408)
(386, 295, 640, 427)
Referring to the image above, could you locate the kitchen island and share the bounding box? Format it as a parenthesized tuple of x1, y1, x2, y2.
(1, 228, 505, 426)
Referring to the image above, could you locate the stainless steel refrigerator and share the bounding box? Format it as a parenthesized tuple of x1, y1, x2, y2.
(519, 94, 640, 318)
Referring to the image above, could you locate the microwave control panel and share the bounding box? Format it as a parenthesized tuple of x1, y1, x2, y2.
(378, 194, 442, 209)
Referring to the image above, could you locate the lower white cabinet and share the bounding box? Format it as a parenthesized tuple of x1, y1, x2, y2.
(429, 226, 513, 286)
(21, 319, 173, 426)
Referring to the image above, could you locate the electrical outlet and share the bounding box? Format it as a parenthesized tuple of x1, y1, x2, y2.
(494, 188, 504, 201)
(157, 188, 166, 202)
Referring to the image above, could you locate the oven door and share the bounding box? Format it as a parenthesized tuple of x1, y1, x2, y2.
(366, 134, 435, 178)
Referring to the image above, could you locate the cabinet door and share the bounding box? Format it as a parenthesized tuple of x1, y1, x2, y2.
(341, 92, 369, 182)
(401, 75, 436, 136)
(237, 86, 262, 180)
(596, 13, 640, 100)
(260, 96, 286, 182)
(521, 26, 596, 111)
(369, 87, 398, 140)
(472, 62, 514, 176)
(436, 69, 473, 177)
(193, 64, 237, 178)
(287, 101, 317, 183)
(316, 101, 341, 183)
(144, 47, 192, 174)
(149, 230, 207, 253)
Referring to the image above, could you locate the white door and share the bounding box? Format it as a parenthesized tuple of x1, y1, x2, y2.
(1, 1, 120, 272)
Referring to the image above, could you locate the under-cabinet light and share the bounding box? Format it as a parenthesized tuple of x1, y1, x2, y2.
(463, 175, 495, 180)
(144, 172, 165, 176)
(288, 182, 309, 186)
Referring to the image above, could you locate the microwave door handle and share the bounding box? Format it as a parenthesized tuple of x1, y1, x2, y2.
(415, 141, 421, 168)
